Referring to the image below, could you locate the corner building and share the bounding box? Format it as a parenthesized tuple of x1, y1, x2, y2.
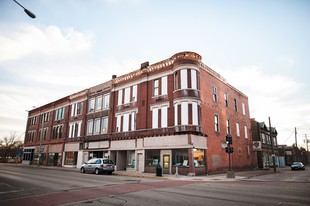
(23, 51, 253, 175)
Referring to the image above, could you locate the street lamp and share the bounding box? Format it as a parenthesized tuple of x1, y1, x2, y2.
(13, 0, 36, 19)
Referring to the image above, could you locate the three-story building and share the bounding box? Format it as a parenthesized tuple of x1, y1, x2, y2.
(23, 51, 253, 175)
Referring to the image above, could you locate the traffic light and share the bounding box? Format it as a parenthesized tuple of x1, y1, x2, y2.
(226, 135, 232, 145)
(230, 147, 234, 153)
(225, 147, 230, 153)
(225, 146, 234, 154)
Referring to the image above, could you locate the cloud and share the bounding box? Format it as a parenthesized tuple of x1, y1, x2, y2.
(222, 66, 300, 99)
(278, 56, 296, 67)
(216, 65, 307, 145)
(101, 0, 146, 5)
(0, 24, 94, 62)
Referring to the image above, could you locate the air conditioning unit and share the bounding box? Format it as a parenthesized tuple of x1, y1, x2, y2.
(253, 141, 262, 151)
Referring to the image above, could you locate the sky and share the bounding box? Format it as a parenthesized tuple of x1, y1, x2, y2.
(0, 0, 309, 147)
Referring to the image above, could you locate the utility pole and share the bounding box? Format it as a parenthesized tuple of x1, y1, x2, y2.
(268, 117, 276, 172)
(295, 127, 298, 147)
(295, 127, 298, 161)
(305, 134, 309, 165)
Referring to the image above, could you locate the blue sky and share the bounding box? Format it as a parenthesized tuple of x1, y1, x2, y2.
(0, 0, 309, 147)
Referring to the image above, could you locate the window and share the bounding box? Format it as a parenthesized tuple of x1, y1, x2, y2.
(87, 120, 94, 135)
(262, 133, 266, 143)
(266, 135, 271, 145)
(124, 87, 130, 104)
(242, 103, 246, 115)
(117, 89, 123, 105)
(152, 107, 159, 129)
(64, 152, 77, 165)
(29, 116, 37, 125)
(41, 112, 49, 123)
(174, 72, 179, 90)
(132, 85, 137, 102)
(193, 149, 205, 166)
(226, 119, 231, 135)
(174, 103, 178, 126)
(191, 70, 197, 89)
(52, 125, 62, 139)
(236, 122, 240, 137)
(161, 76, 168, 95)
(72, 102, 83, 116)
(116, 115, 121, 132)
(55, 107, 65, 121)
(213, 86, 218, 102)
(69, 121, 81, 138)
(27, 131, 35, 142)
(174, 101, 200, 127)
(180, 69, 188, 89)
(181, 102, 188, 125)
(88, 99, 95, 112)
(145, 150, 160, 166)
(95, 96, 102, 111)
(224, 93, 228, 107)
(39, 128, 47, 141)
(234, 98, 238, 112)
(172, 149, 188, 166)
(244, 126, 248, 139)
(94, 118, 100, 134)
(152, 105, 168, 129)
(153, 80, 159, 96)
(115, 111, 137, 132)
(161, 106, 168, 127)
(273, 137, 277, 146)
(103, 94, 110, 109)
(101, 117, 108, 133)
(123, 113, 130, 132)
(192, 102, 198, 125)
(131, 111, 136, 131)
(214, 115, 219, 132)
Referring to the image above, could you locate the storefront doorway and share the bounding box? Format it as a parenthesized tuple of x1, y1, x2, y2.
(163, 155, 170, 174)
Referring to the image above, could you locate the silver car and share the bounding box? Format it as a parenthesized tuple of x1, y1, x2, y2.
(80, 158, 115, 175)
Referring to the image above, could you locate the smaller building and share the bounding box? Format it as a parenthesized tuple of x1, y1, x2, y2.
(251, 118, 281, 169)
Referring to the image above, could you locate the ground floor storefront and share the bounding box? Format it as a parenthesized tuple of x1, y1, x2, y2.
(22, 134, 208, 175)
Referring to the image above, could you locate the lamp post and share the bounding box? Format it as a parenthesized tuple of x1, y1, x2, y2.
(13, 0, 36, 19)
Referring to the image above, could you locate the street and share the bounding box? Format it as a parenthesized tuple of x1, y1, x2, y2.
(0, 164, 309, 206)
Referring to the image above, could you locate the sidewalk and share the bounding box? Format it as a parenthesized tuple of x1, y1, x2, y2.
(114, 167, 291, 182)
(10, 163, 291, 182)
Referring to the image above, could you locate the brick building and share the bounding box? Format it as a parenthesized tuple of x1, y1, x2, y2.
(23, 51, 253, 175)
(251, 118, 280, 168)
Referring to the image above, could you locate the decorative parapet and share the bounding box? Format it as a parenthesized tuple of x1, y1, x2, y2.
(112, 51, 227, 85)
(70, 89, 88, 100)
(200, 62, 226, 83)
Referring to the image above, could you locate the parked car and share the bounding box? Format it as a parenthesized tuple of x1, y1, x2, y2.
(80, 158, 115, 175)
(291, 162, 305, 170)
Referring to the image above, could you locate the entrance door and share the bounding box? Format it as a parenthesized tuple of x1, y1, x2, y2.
(163, 155, 170, 174)
(137, 153, 143, 172)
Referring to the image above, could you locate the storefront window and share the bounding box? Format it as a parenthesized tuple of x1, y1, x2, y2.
(193, 149, 204, 166)
(127, 151, 135, 168)
(48, 153, 60, 166)
(23, 149, 34, 162)
(172, 149, 188, 166)
(64, 152, 77, 165)
(145, 150, 160, 166)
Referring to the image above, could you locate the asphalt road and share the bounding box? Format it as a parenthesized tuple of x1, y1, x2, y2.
(0, 164, 309, 206)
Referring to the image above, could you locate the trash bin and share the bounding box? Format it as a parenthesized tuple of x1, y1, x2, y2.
(156, 164, 162, 176)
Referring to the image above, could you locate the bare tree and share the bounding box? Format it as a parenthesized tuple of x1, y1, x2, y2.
(0, 132, 23, 162)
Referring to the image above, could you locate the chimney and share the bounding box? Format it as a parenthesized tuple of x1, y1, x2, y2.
(140, 61, 149, 70)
